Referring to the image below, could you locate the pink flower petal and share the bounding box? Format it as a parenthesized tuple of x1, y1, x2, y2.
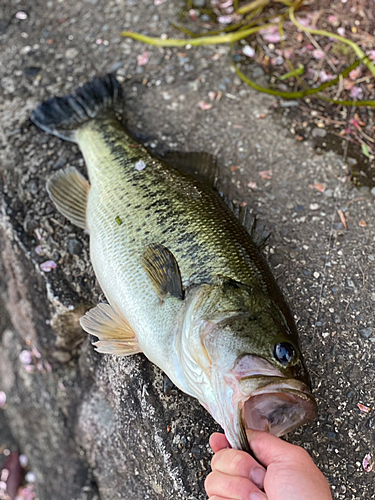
(44, 361, 52, 372)
(363, 453, 373, 472)
(35, 245, 44, 255)
(242, 45, 255, 58)
(40, 260, 57, 272)
(343, 78, 354, 90)
(263, 33, 281, 43)
(221, 0, 234, 8)
(284, 48, 293, 58)
(296, 17, 310, 27)
(0, 391, 6, 408)
(189, 9, 198, 21)
(350, 86, 363, 99)
(312, 49, 325, 59)
(31, 347, 42, 359)
(349, 67, 361, 81)
(137, 51, 149, 66)
(319, 71, 335, 82)
(16, 11, 28, 20)
(260, 25, 278, 35)
(258, 170, 273, 180)
(247, 181, 257, 190)
(198, 101, 213, 110)
(218, 15, 233, 24)
(312, 183, 325, 193)
(369, 50, 375, 61)
(19, 350, 33, 364)
(357, 403, 371, 413)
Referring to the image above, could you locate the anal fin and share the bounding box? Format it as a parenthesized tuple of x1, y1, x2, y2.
(80, 303, 141, 356)
(47, 166, 90, 230)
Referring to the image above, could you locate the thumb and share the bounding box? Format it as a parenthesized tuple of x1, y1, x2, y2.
(246, 430, 300, 467)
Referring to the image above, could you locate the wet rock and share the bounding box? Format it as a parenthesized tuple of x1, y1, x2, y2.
(311, 127, 327, 138)
(359, 327, 372, 338)
(24, 67, 41, 76)
(68, 238, 83, 255)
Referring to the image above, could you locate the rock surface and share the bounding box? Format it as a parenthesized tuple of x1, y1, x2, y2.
(0, 0, 374, 499)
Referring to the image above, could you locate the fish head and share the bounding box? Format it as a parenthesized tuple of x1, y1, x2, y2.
(182, 283, 317, 450)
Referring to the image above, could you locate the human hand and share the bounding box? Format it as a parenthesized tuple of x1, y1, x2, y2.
(205, 430, 333, 500)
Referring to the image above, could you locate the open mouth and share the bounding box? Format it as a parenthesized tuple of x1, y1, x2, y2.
(238, 377, 317, 438)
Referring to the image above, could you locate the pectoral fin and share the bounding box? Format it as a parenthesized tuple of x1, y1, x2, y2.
(47, 166, 90, 230)
(80, 303, 141, 356)
(141, 244, 184, 301)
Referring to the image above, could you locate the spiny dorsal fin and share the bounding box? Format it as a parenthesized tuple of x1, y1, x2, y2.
(141, 244, 184, 301)
(160, 151, 218, 190)
(47, 167, 90, 230)
(80, 303, 141, 356)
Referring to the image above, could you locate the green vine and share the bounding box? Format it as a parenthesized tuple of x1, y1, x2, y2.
(120, 0, 375, 108)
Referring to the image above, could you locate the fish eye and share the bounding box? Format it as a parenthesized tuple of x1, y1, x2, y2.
(274, 342, 294, 365)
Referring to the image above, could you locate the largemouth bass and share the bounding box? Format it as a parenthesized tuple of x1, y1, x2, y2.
(31, 74, 317, 452)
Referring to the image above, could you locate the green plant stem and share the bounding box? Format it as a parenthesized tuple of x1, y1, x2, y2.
(237, 0, 270, 15)
(121, 23, 274, 46)
(289, 4, 375, 76)
(231, 47, 375, 106)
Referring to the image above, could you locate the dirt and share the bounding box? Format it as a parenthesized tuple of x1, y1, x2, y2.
(0, 0, 374, 499)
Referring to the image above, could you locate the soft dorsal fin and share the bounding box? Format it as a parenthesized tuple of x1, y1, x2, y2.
(80, 303, 141, 356)
(141, 244, 184, 301)
(46, 167, 90, 230)
(225, 200, 270, 251)
(160, 151, 218, 190)
(242, 208, 270, 250)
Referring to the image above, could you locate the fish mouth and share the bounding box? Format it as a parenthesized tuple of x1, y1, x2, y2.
(237, 376, 317, 440)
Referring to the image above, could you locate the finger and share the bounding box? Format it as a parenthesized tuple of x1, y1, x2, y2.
(208, 496, 234, 500)
(246, 430, 310, 468)
(211, 448, 265, 490)
(210, 433, 231, 453)
(205, 470, 264, 500)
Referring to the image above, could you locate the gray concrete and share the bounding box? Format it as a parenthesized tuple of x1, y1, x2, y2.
(0, 0, 374, 499)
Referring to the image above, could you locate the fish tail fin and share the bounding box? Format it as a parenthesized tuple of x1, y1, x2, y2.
(30, 74, 123, 143)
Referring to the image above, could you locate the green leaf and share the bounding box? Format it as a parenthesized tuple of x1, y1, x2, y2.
(361, 143, 370, 158)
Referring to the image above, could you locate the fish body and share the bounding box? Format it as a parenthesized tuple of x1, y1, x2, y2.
(31, 75, 317, 451)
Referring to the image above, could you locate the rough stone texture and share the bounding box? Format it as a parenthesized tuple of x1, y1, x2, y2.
(0, 1, 374, 499)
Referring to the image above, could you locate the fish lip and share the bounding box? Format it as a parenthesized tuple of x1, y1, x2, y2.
(237, 376, 317, 437)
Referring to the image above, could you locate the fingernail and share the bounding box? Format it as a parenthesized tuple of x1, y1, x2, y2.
(250, 467, 265, 489)
(250, 492, 267, 500)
